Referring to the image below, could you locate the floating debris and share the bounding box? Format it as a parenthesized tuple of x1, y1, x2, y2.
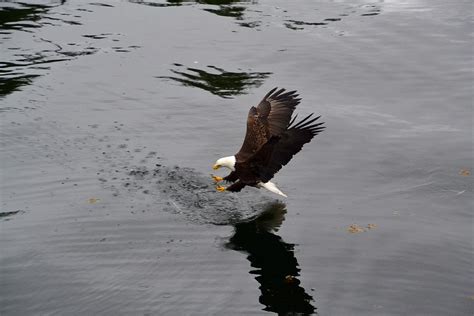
(88, 197, 100, 204)
(459, 169, 470, 176)
(347, 224, 377, 233)
(348, 224, 365, 233)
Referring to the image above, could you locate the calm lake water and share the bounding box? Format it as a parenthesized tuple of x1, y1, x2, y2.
(1, 0, 472, 315)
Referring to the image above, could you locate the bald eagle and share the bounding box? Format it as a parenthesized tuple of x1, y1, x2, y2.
(212, 87, 325, 197)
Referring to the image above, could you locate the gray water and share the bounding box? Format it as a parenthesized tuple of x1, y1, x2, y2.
(1, 0, 472, 315)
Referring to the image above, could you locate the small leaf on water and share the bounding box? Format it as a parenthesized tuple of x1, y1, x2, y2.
(88, 198, 100, 204)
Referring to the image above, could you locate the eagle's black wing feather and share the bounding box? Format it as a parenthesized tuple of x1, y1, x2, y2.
(256, 87, 301, 136)
(249, 114, 325, 182)
(236, 88, 301, 161)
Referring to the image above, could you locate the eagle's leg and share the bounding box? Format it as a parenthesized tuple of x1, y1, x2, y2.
(226, 181, 246, 192)
(216, 180, 245, 193)
(212, 171, 238, 184)
(224, 171, 239, 183)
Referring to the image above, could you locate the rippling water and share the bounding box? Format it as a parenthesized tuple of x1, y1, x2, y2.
(1, 0, 472, 315)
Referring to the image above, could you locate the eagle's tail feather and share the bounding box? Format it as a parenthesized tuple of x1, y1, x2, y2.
(258, 181, 287, 198)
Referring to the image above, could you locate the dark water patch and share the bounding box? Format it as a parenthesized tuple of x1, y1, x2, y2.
(283, 3, 381, 31)
(42, 15, 83, 26)
(2, 51, 69, 68)
(157, 64, 271, 98)
(89, 2, 115, 7)
(127, 0, 378, 32)
(0, 3, 49, 32)
(127, 0, 259, 28)
(124, 0, 379, 33)
(127, 0, 253, 8)
(128, 0, 255, 6)
(77, 8, 93, 12)
(284, 22, 303, 31)
(0, 44, 94, 99)
(0, 210, 23, 220)
(109, 45, 141, 53)
(361, 12, 380, 16)
(0, 2, 139, 99)
(324, 18, 341, 22)
(197, 0, 255, 4)
(0, 74, 40, 100)
(82, 33, 112, 39)
(200, 1, 257, 27)
(360, 4, 381, 17)
(226, 202, 316, 314)
(0, 106, 22, 112)
(54, 47, 98, 57)
(237, 20, 260, 28)
(204, 5, 246, 19)
(0, 2, 82, 33)
(127, 0, 182, 7)
(112, 46, 131, 53)
(286, 19, 328, 26)
(0, 3, 81, 98)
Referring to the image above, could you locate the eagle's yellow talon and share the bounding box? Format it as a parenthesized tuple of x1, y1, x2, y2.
(212, 175, 224, 183)
(216, 185, 226, 192)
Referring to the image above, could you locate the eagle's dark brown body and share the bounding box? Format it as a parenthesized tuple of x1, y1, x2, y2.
(218, 87, 325, 194)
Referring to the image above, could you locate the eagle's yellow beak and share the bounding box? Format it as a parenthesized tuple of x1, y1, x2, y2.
(212, 164, 221, 170)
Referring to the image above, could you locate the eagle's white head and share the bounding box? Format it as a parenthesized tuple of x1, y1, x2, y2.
(213, 156, 236, 171)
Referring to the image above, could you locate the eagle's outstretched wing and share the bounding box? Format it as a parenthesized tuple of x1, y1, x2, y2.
(256, 87, 301, 136)
(248, 113, 325, 182)
(235, 88, 301, 161)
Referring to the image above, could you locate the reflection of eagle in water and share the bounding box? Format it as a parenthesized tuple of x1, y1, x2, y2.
(226, 202, 316, 314)
(212, 87, 325, 197)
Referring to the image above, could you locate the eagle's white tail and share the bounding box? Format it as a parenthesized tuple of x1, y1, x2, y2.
(258, 181, 287, 198)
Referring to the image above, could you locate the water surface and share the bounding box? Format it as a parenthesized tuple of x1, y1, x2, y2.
(1, 0, 472, 315)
